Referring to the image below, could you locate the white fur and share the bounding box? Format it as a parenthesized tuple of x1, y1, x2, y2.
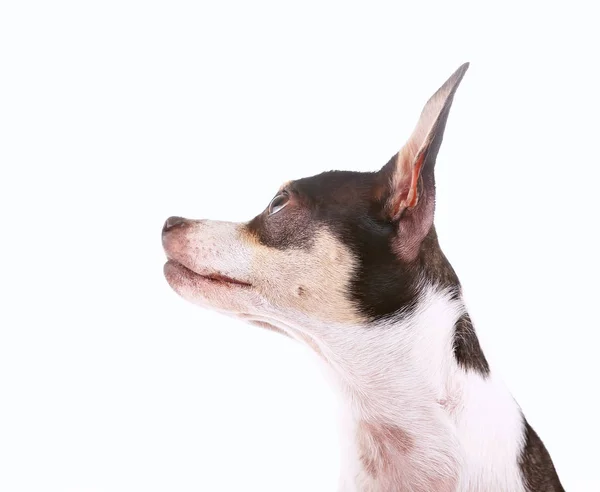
(263, 286, 527, 491)
(164, 220, 529, 490)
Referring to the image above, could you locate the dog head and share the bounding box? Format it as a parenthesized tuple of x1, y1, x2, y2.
(162, 63, 468, 343)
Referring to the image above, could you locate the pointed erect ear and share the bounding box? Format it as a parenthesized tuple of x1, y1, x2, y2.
(382, 63, 469, 222)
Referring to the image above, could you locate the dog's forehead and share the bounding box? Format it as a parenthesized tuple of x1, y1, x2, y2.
(288, 170, 380, 207)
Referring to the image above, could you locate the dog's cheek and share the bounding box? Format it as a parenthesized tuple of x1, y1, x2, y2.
(250, 230, 366, 325)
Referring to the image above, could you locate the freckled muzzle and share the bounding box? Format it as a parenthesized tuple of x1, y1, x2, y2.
(161, 215, 194, 269)
(161, 212, 364, 327)
(161, 216, 259, 313)
(162, 216, 249, 281)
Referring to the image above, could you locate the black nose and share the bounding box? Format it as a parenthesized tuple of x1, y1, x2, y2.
(162, 216, 188, 233)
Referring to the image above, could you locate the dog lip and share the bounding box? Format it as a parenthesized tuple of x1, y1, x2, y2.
(165, 259, 252, 288)
(199, 272, 252, 287)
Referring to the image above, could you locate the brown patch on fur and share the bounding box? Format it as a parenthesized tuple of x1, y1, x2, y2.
(453, 312, 490, 376)
(519, 417, 564, 491)
(246, 191, 316, 250)
(238, 223, 261, 244)
(357, 421, 414, 478)
(371, 175, 389, 203)
(417, 226, 460, 288)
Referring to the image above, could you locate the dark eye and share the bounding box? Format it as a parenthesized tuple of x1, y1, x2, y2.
(268, 193, 289, 216)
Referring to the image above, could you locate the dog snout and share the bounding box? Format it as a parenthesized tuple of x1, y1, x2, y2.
(162, 216, 190, 235)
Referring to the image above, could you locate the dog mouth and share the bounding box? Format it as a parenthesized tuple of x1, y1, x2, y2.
(164, 259, 252, 288)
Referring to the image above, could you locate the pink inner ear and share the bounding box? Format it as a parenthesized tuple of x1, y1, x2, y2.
(391, 151, 425, 219)
(406, 152, 425, 209)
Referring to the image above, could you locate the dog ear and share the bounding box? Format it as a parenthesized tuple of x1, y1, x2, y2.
(380, 63, 469, 260)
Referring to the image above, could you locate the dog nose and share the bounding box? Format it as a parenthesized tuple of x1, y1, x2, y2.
(162, 216, 188, 233)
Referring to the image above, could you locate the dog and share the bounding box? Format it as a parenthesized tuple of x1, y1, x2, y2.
(162, 63, 563, 491)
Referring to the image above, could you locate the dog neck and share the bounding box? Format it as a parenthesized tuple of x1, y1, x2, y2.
(317, 287, 467, 491)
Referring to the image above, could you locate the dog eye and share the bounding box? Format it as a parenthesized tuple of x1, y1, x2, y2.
(268, 193, 289, 216)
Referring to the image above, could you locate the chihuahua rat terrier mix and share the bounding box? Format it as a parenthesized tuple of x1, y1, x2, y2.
(162, 63, 563, 491)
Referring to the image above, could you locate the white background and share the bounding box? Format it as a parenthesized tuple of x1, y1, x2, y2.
(1, 1, 599, 491)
